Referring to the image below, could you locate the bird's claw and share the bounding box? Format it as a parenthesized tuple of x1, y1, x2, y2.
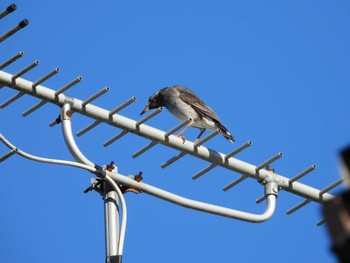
(177, 134, 186, 144)
(265, 165, 275, 173)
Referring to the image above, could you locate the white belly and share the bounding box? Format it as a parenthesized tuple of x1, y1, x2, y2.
(165, 100, 217, 131)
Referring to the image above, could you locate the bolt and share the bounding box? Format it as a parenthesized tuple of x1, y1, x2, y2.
(66, 110, 72, 117)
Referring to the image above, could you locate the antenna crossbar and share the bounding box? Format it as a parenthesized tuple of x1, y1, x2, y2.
(0, 70, 338, 205)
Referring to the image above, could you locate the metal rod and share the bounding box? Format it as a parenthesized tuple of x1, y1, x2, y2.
(33, 75, 80, 120)
(49, 120, 57, 127)
(132, 118, 192, 158)
(11, 61, 39, 80)
(0, 4, 17, 19)
(32, 68, 59, 88)
(0, 52, 24, 70)
(0, 19, 29, 42)
(192, 141, 252, 180)
(22, 100, 47, 117)
(223, 175, 249, 191)
(132, 141, 158, 158)
(192, 163, 217, 180)
(319, 178, 344, 196)
(103, 130, 129, 147)
(286, 198, 312, 215)
(316, 218, 326, 226)
(109, 97, 136, 116)
(104, 175, 127, 258)
(225, 141, 252, 160)
(104, 182, 120, 262)
(164, 118, 192, 137)
(0, 133, 96, 171)
(107, 170, 278, 223)
(289, 165, 316, 184)
(161, 152, 187, 169)
(256, 195, 267, 204)
(54, 76, 82, 96)
(26, 76, 82, 118)
(193, 129, 220, 147)
(49, 115, 61, 127)
(82, 87, 109, 107)
(136, 107, 162, 126)
(0, 148, 17, 162)
(0, 91, 25, 108)
(77, 120, 101, 137)
(161, 130, 219, 169)
(22, 67, 65, 116)
(60, 103, 94, 166)
(255, 152, 283, 171)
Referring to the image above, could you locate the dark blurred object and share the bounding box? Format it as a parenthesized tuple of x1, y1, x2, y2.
(340, 146, 350, 188)
(323, 145, 350, 263)
(323, 190, 350, 263)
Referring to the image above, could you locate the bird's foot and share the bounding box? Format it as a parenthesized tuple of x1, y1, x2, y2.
(177, 134, 186, 144)
(265, 165, 275, 173)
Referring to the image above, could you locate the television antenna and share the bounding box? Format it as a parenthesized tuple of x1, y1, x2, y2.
(0, 3, 344, 262)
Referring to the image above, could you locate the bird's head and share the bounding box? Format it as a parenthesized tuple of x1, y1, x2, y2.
(140, 90, 162, 115)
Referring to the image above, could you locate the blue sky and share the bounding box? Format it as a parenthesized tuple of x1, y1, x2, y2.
(1, 1, 350, 262)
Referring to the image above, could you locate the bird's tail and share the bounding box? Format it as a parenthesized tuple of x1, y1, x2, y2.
(215, 121, 235, 143)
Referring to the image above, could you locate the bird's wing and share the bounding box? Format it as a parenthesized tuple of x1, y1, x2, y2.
(177, 86, 223, 123)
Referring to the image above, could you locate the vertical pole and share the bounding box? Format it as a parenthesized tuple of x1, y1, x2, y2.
(104, 181, 121, 263)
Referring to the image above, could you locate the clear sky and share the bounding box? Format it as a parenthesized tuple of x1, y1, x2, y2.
(1, 1, 350, 262)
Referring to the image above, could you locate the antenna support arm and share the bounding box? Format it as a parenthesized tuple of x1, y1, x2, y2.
(107, 170, 278, 223)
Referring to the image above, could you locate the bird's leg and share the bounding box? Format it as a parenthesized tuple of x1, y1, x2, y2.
(194, 129, 206, 143)
(176, 124, 191, 143)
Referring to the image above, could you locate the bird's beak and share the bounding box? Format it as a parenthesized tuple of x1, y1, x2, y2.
(140, 105, 150, 115)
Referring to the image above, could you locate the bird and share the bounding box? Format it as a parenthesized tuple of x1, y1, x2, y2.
(140, 85, 235, 143)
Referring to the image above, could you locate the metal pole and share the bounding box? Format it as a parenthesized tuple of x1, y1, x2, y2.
(104, 181, 121, 263)
(58, 103, 122, 261)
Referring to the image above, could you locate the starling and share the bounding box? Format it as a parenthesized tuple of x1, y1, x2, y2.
(141, 85, 234, 143)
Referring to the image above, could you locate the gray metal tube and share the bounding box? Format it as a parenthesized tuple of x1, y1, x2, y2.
(107, 171, 276, 223)
(0, 19, 29, 42)
(60, 103, 94, 167)
(104, 183, 120, 260)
